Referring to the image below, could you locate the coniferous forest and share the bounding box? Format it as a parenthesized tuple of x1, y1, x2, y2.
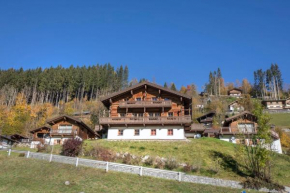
(0, 64, 129, 107)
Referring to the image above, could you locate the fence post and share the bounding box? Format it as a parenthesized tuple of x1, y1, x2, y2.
(8, 149, 11, 156)
(76, 157, 79, 167)
(106, 162, 109, 172)
(26, 151, 30, 158)
(139, 166, 143, 176)
(49, 154, 53, 162)
(178, 172, 182, 182)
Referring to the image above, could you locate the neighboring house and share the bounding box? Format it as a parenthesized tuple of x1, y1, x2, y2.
(228, 88, 242, 97)
(99, 81, 192, 140)
(196, 111, 216, 128)
(0, 135, 18, 149)
(262, 98, 290, 110)
(219, 111, 282, 154)
(9, 134, 30, 143)
(228, 100, 244, 113)
(30, 115, 98, 147)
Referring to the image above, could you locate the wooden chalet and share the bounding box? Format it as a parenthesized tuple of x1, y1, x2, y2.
(30, 115, 97, 146)
(9, 134, 30, 143)
(228, 100, 244, 113)
(0, 135, 19, 148)
(228, 88, 242, 97)
(262, 98, 290, 110)
(196, 111, 216, 128)
(99, 81, 192, 140)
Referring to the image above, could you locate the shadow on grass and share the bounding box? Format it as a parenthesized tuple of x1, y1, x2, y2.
(210, 150, 249, 178)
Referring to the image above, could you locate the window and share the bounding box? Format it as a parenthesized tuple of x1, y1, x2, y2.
(238, 123, 254, 133)
(164, 98, 170, 101)
(168, 112, 173, 117)
(155, 113, 160, 117)
(133, 113, 143, 117)
(151, 129, 156, 136)
(136, 97, 142, 101)
(151, 97, 157, 101)
(134, 129, 140, 136)
(59, 125, 73, 133)
(119, 113, 126, 117)
(149, 113, 154, 117)
(168, 129, 173, 136)
(118, 130, 123, 136)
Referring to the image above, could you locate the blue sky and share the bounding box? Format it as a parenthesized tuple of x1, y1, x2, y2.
(0, 0, 289, 91)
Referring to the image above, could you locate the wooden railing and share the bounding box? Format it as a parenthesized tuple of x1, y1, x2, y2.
(119, 100, 172, 108)
(220, 127, 257, 134)
(99, 116, 192, 125)
(50, 129, 77, 135)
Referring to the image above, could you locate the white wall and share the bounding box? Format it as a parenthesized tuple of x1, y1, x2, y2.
(107, 126, 185, 140)
(271, 139, 282, 154)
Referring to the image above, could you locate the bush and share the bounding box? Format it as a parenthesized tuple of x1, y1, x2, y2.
(122, 153, 132, 164)
(155, 159, 165, 169)
(144, 156, 155, 166)
(165, 157, 178, 170)
(122, 154, 142, 165)
(242, 177, 285, 191)
(61, 138, 83, 157)
(19, 153, 25, 157)
(37, 144, 51, 153)
(183, 163, 193, 172)
(84, 146, 115, 162)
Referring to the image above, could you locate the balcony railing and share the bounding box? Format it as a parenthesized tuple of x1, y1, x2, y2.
(119, 100, 172, 108)
(50, 129, 77, 135)
(99, 116, 192, 125)
(220, 127, 257, 134)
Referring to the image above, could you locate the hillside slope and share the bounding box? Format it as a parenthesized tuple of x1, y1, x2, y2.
(84, 138, 290, 186)
(0, 153, 258, 193)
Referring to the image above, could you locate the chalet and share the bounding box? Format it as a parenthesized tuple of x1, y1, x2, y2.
(228, 88, 242, 97)
(9, 134, 30, 143)
(99, 81, 192, 140)
(262, 98, 290, 110)
(30, 115, 97, 147)
(219, 111, 282, 154)
(0, 135, 18, 149)
(228, 100, 244, 113)
(196, 111, 216, 128)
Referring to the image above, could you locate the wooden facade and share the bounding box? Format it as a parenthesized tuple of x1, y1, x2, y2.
(228, 88, 242, 97)
(99, 81, 192, 139)
(30, 115, 97, 145)
(100, 81, 192, 127)
(262, 98, 290, 110)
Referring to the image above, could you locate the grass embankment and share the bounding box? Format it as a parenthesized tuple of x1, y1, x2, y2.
(269, 113, 290, 128)
(0, 153, 257, 193)
(84, 138, 290, 186)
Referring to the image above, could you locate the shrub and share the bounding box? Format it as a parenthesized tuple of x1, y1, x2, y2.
(122, 153, 132, 164)
(83, 146, 116, 162)
(19, 153, 25, 157)
(183, 163, 193, 172)
(37, 144, 51, 153)
(165, 157, 178, 170)
(61, 138, 83, 157)
(144, 156, 155, 166)
(242, 177, 285, 191)
(155, 159, 165, 169)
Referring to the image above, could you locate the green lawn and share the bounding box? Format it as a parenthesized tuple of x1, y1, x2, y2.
(0, 153, 258, 193)
(84, 138, 290, 186)
(269, 113, 290, 128)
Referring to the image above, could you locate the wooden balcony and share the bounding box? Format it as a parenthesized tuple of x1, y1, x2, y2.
(50, 129, 78, 136)
(220, 127, 257, 135)
(119, 100, 172, 108)
(99, 116, 192, 126)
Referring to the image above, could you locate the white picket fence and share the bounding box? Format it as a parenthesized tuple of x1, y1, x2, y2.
(7, 149, 243, 189)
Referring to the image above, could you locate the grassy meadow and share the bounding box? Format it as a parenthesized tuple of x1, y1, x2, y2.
(0, 152, 259, 193)
(84, 138, 290, 186)
(269, 113, 290, 128)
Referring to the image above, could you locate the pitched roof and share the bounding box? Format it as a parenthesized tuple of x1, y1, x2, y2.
(228, 100, 238, 106)
(196, 111, 216, 121)
(10, 134, 29, 139)
(0, 135, 19, 143)
(46, 115, 97, 137)
(228, 88, 243, 92)
(100, 81, 191, 105)
(224, 111, 257, 125)
(190, 123, 206, 131)
(30, 126, 51, 134)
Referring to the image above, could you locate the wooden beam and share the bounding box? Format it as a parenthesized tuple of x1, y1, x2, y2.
(131, 90, 133, 95)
